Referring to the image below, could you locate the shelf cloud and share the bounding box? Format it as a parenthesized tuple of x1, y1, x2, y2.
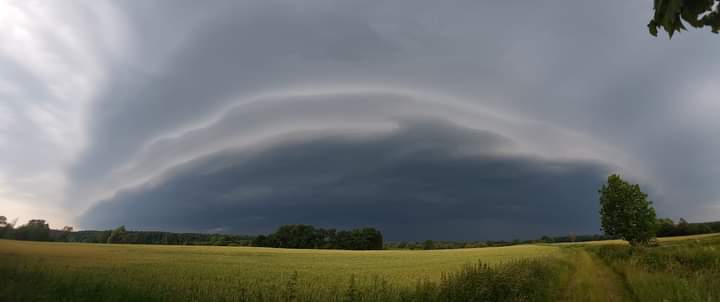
(80, 119, 610, 240)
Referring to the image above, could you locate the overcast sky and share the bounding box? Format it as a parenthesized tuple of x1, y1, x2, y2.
(2, 0, 720, 240)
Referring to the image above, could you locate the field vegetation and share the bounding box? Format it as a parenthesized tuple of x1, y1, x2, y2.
(3, 176, 720, 301)
(591, 235, 720, 301)
(0, 239, 560, 301)
(3, 233, 720, 301)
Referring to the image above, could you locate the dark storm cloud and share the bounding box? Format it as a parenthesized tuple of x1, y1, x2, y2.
(69, 0, 398, 188)
(80, 120, 610, 240)
(7, 0, 720, 232)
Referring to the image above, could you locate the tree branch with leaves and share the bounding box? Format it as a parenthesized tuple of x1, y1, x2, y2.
(649, 0, 720, 37)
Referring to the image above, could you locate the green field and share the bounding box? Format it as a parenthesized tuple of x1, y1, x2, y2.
(3, 234, 720, 301)
(0, 239, 557, 285)
(0, 239, 561, 301)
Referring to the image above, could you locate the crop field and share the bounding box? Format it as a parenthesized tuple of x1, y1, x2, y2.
(0, 240, 558, 284)
(0, 240, 560, 301)
(3, 234, 720, 301)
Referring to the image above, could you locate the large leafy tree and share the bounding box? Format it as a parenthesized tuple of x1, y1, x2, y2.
(107, 225, 127, 244)
(649, 0, 720, 37)
(13, 219, 51, 241)
(599, 174, 657, 246)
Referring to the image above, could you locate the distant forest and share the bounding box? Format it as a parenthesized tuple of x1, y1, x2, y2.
(66, 227, 255, 246)
(252, 224, 383, 250)
(1, 216, 719, 250)
(0, 220, 255, 246)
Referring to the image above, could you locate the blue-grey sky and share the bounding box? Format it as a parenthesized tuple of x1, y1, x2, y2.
(2, 0, 720, 240)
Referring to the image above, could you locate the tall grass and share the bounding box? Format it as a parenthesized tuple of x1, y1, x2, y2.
(434, 259, 570, 301)
(591, 236, 720, 302)
(0, 256, 569, 302)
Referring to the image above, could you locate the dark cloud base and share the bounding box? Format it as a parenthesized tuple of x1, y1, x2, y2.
(80, 120, 610, 241)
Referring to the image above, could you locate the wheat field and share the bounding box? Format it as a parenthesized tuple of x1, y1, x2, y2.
(0, 239, 559, 301)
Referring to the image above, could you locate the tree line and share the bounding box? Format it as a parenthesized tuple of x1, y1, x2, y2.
(0, 217, 383, 250)
(252, 224, 383, 250)
(656, 218, 720, 237)
(70, 226, 255, 246)
(3, 191, 720, 250)
(0, 218, 52, 242)
(384, 234, 617, 250)
(0, 218, 253, 246)
(0, 218, 619, 250)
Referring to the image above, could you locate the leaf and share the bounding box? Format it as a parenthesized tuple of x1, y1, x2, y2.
(648, 21, 659, 36)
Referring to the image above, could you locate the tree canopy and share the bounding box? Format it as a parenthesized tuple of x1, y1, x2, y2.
(12, 219, 51, 242)
(252, 225, 384, 250)
(649, 0, 720, 37)
(599, 174, 657, 245)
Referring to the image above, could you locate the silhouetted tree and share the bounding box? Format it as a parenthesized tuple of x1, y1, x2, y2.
(13, 219, 50, 241)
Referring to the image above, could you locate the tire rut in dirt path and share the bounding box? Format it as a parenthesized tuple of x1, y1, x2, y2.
(560, 249, 634, 302)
